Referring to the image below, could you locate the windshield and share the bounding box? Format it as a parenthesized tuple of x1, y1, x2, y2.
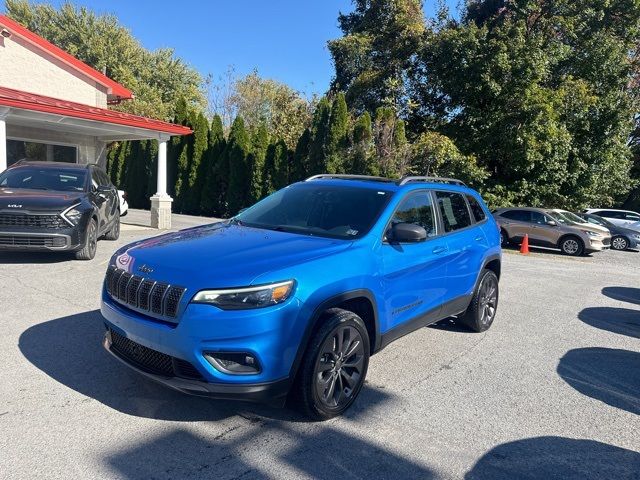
(547, 211, 573, 225)
(556, 210, 585, 224)
(235, 183, 393, 239)
(0, 167, 87, 192)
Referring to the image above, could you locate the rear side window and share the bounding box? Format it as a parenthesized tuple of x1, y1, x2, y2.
(595, 210, 623, 219)
(625, 212, 640, 221)
(391, 191, 437, 237)
(500, 210, 530, 222)
(466, 195, 486, 223)
(435, 191, 472, 232)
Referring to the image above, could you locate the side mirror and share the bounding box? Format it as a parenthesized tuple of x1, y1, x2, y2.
(389, 223, 427, 243)
(546, 220, 557, 227)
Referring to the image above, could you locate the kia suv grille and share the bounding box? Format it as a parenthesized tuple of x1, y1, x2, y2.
(0, 213, 66, 229)
(104, 266, 186, 320)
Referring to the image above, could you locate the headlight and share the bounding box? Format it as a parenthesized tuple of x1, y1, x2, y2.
(192, 280, 295, 310)
(60, 203, 84, 226)
(585, 231, 600, 237)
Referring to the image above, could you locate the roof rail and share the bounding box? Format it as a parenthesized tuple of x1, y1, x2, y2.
(397, 176, 467, 187)
(305, 174, 394, 183)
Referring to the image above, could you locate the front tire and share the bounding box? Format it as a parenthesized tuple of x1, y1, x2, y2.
(291, 308, 370, 420)
(611, 236, 629, 251)
(459, 269, 499, 332)
(75, 218, 97, 260)
(560, 236, 584, 256)
(500, 229, 510, 247)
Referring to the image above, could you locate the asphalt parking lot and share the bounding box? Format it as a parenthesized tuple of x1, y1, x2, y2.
(1, 215, 639, 480)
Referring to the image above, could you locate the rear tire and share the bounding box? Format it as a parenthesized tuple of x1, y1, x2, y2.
(104, 216, 120, 240)
(75, 219, 97, 260)
(560, 236, 584, 256)
(290, 308, 370, 420)
(500, 229, 510, 247)
(611, 236, 629, 251)
(459, 269, 499, 333)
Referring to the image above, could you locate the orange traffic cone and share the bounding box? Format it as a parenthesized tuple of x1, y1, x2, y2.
(520, 234, 530, 255)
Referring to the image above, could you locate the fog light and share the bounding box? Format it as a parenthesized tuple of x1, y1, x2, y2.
(204, 352, 261, 375)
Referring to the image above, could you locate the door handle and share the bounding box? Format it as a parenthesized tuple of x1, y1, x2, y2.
(433, 246, 448, 254)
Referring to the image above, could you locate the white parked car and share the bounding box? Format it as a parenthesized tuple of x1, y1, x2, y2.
(118, 190, 128, 216)
(584, 208, 640, 233)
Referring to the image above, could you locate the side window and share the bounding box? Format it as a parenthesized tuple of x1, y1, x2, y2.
(466, 195, 486, 223)
(624, 212, 640, 221)
(91, 169, 100, 190)
(500, 210, 530, 222)
(435, 191, 472, 232)
(598, 210, 622, 219)
(530, 211, 547, 225)
(391, 191, 437, 237)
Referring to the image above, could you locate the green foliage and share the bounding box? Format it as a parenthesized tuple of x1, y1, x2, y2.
(6, 0, 205, 119)
(200, 115, 226, 216)
(290, 128, 311, 182)
(249, 124, 270, 202)
(416, 0, 640, 208)
(351, 112, 377, 175)
(226, 117, 251, 215)
(262, 140, 290, 196)
(328, 0, 425, 114)
(326, 93, 350, 173)
(183, 113, 210, 214)
(307, 97, 332, 175)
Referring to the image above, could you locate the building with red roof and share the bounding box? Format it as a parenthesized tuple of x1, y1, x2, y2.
(0, 15, 191, 228)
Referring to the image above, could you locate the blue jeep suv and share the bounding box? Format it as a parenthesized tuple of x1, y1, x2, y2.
(101, 175, 501, 419)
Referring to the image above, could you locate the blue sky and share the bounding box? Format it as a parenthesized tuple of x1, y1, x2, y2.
(5, 0, 460, 96)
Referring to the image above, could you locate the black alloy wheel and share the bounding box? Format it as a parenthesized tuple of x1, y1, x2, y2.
(75, 219, 98, 260)
(459, 269, 499, 332)
(314, 325, 366, 409)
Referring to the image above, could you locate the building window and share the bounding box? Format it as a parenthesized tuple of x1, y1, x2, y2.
(7, 139, 77, 166)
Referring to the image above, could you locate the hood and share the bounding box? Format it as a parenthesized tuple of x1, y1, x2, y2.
(114, 222, 352, 288)
(571, 222, 610, 235)
(0, 188, 83, 213)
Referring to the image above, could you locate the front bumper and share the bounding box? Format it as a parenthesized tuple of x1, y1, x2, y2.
(103, 330, 290, 404)
(0, 224, 85, 251)
(100, 290, 306, 404)
(586, 236, 610, 252)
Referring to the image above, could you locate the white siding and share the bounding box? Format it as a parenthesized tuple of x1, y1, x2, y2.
(0, 35, 108, 107)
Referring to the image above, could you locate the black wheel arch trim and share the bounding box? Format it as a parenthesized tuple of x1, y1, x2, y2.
(288, 289, 380, 383)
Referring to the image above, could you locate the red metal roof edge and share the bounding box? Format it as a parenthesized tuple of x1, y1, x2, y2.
(0, 86, 192, 136)
(0, 14, 133, 100)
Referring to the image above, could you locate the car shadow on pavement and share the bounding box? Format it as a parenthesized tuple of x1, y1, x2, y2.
(557, 347, 640, 415)
(0, 251, 74, 264)
(602, 286, 640, 306)
(578, 307, 640, 339)
(465, 436, 640, 479)
(19, 309, 391, 423)
(106, 423, 436, 480)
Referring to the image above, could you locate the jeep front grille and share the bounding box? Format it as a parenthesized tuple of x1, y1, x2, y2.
(104, 265, 186, 320)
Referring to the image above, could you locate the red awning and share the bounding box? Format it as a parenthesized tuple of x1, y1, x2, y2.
(0, 86, 192, 136)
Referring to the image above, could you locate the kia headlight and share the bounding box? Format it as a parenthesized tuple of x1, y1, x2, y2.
(61, 203, 84, 226)
(192, 280, 295, 310)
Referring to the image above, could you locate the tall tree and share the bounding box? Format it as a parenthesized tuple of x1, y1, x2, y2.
(226, 117, 251, 215)
(200, 115, 226, 216)
(351, 111, 377, 175)
(326, 92, 350, 173)
(417, 0, 640, 208)
(307, 97, 332, 175)
(183, 112, 210, 214)
(328, 0, 426, 115)
(290, 128, 312, 182)
(249, 124, 270, 202)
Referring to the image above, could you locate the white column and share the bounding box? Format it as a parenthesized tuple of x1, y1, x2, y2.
(150, 135, 172, 229)
(0, 108, 8, 173)
(156, 139, 167, 196)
